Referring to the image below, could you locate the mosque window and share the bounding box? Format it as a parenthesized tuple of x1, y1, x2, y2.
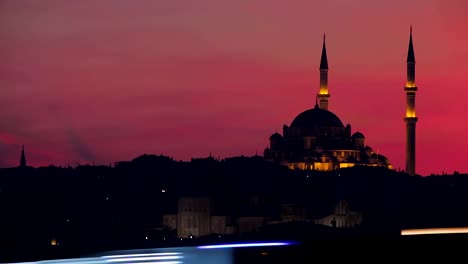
(341, 152, 345, 158)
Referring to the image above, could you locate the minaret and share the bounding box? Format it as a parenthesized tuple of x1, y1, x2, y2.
(318, 34, 330, 110)
(20, 145, 26, 168)
(404, 27, 418, 176)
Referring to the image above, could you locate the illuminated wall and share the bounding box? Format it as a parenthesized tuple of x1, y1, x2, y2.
(177, 197, 211, 238)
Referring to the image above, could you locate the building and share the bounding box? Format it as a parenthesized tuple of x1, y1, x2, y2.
(264, 35, 393, 171)
(163, 197, 235, 238)
(176, 197, 211, 238)
(404, 27, 418, 176)
(314, 199, 363, 228)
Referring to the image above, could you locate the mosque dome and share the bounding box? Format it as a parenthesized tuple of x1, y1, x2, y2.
(269, 132, 283, 141)
(352, 132, 365, 139)
(290, 105, 344, 128)
(377, 154, 391, 164)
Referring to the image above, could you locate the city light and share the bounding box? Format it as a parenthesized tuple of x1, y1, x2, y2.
(401, 227, 468, 236)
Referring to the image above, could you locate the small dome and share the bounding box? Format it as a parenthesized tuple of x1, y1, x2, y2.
(352, 132, 365, 139)
(290, 106, 344, 128)
(269, 132, 283, 141)
(364, 146, 373, 152)
(377, 154, 391, 164)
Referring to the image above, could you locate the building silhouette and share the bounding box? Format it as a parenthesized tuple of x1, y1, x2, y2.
(404, 27, 418, 176)
(264, 35, 392, 171)
(20, 145, 26, 168)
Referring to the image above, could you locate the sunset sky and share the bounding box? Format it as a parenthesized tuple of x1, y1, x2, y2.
(1, 0, 467, 175)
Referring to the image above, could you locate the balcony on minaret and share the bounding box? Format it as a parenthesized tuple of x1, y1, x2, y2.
(319, 89, 329, 95)
(405, 81, 417, 88)
(404, 86, 417, 93)
(405, 109, 416, 118)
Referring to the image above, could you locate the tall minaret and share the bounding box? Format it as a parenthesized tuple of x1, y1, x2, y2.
(318, 34, 330, 110)
(20, 145, 26, 168)
(404, 27, 418, 176)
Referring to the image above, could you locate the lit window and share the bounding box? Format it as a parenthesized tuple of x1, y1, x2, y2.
(51, 238, 58, 246)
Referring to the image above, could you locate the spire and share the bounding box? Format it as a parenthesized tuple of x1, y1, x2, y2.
(407, 26, 415, 63)
(404, 26, 418, 176)
(320, 33, 328, 70)
(315, 95, 319, 108)
(20, 145, 26, 167)
(318, 33, 330, 110)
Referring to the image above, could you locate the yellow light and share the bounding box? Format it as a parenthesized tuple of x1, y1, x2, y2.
(406, 82, 416, 88)
(406, 109, 416, 118)
(401, 227, 468, 236)
(339, 163, 355, 168)
(319, 90, 328, 95)
(313, 162, 332, 171)
(51, 238, 58, 246)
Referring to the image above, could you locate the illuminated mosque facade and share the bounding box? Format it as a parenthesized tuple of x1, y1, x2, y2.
(264, 32, 419, 172)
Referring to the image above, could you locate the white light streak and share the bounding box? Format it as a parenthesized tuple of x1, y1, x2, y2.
(102, 252, 181, 259)
(131, 262, 181, 264)
(197, 242, 291, 249)
(104, 255, 182, 263)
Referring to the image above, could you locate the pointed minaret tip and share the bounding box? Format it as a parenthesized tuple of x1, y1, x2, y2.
(320, 33, 328, 70)
(407, 26, 415, 63)
(20, 144, 26, 167)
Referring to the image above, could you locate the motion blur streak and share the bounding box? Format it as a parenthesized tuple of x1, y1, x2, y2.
(134, 262, 181, 264)
(401, 227, 468, 235)
(15, 260, 181, 264)
(104, 256, 182, 262)
(197, 242, 292, 249)
(102, 252, 181, 258)
(15, 258, 104, 264)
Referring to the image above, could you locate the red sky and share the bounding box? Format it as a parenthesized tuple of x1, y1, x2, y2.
(1, 0, 467, 175)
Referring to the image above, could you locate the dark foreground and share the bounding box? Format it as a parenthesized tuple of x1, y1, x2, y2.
(3, 232, 468, 263)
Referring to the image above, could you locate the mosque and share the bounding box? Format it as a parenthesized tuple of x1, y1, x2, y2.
(15, 30, 418, 175)
(263, 33, 411, 171)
